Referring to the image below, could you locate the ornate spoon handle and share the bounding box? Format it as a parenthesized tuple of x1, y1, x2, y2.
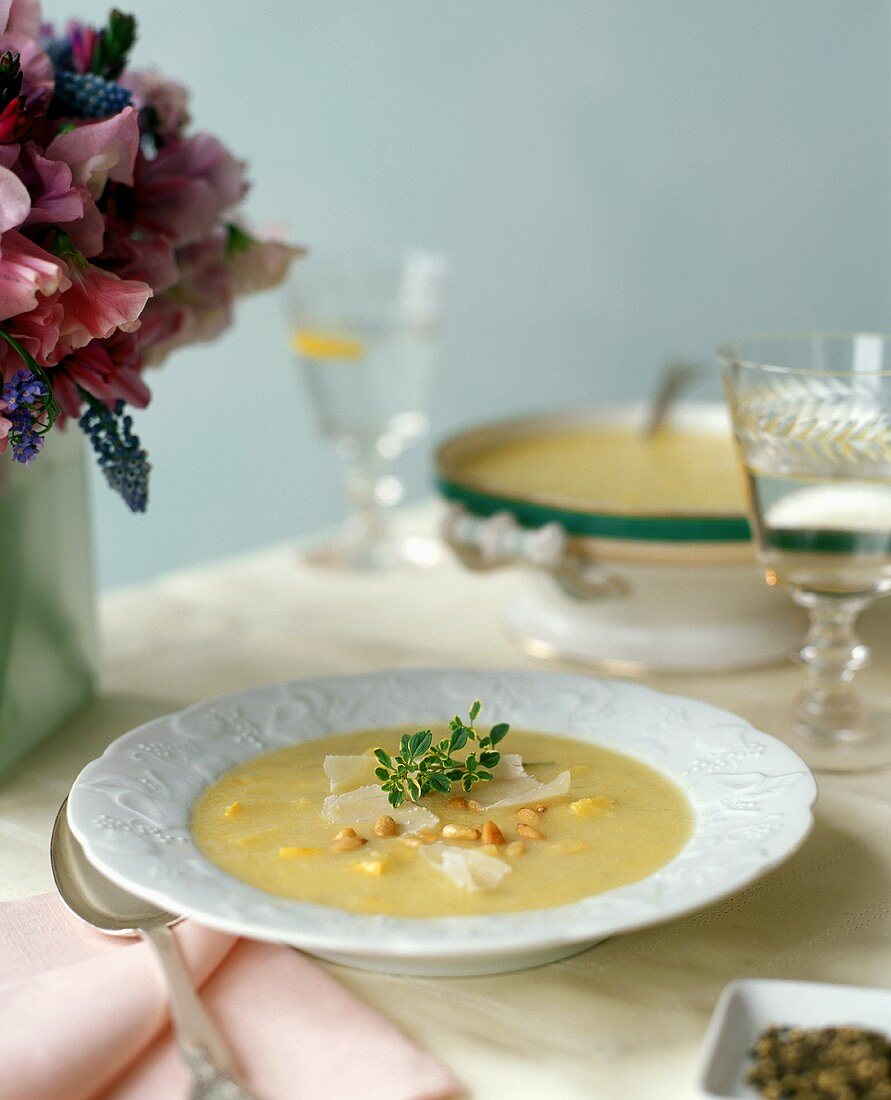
(143, 923, 259, 1100)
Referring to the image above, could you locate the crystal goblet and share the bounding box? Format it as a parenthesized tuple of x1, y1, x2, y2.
(721, 333, 891, 772)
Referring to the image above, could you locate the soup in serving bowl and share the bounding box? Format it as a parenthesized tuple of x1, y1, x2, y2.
(192, 727, 693, 918)
(436, 403, 801, 672)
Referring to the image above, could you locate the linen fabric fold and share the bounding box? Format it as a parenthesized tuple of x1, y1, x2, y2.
(0, 894, 461, 1100)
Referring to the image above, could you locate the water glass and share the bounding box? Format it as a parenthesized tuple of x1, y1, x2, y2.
(288, 249, 447, 570)
(721, 333, 891, 772)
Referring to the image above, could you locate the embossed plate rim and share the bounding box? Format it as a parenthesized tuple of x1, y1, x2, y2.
(67, 669, 817, 964)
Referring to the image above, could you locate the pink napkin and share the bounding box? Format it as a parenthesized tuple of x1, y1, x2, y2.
(0, 894, 462, 1100)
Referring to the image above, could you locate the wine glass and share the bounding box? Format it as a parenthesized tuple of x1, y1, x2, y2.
(288, 248, 447, 570)
(720, 333, 891, 772)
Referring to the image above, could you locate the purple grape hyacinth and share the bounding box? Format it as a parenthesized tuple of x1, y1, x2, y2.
(2, 369, 48, 464)
(54, 70, 132, 119)
(78, 399, 150, 512)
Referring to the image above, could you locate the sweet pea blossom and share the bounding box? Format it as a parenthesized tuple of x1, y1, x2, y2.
(56, 255, 151, 351)
(132, 132, 247, 246)
(0, 289, 61, 376)
(0, 4, 300, 508)
(229, 233, 306, 296)
(0, 0, 40, 36)
(17, 141, 82, 225)
(45, 104, 139, 197)
(0, 397, 10, 451)
(121, 67, 189, 143)
(51, 330, 149, 418)
(0, 203, 69, 323)
(139, 229, 232, 365)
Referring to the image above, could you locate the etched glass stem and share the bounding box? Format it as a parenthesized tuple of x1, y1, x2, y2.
(341, 441, 402, 554)
(792, 591, 871, 743)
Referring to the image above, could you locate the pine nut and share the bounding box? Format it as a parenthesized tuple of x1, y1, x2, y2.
(517, 822, 545, 841)
(505, 841, 525, 858)
(517, 808, 539, 827)
(535, 805, 548, 814)
(374, 814, 398, 838)
(447, 795, 468, 810)
(331, 834, 367, 852)
(481, 820, 505, 846)
(442, 824, 481, 841)
(333, 827, 357, 841)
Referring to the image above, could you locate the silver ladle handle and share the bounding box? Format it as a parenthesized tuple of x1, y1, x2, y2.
(143, 924, 259, 1100)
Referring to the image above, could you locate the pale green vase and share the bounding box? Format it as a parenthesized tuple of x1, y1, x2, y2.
(0, 428, 97, 773)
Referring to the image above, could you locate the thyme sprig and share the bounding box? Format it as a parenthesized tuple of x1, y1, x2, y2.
(374, 700, 510, 808)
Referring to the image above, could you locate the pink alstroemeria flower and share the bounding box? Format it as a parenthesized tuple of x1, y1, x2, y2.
(45, 105, 140, 200)
(56, 257, 151, 353)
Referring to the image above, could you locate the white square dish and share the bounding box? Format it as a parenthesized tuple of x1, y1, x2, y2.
(697, 978, 891, 1098)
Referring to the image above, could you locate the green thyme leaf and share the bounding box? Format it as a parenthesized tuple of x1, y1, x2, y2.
(371, 701, 510, 805)
(489, 723, 510, 744)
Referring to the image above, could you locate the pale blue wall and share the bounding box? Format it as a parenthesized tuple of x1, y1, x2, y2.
(46, 0, 891, 587)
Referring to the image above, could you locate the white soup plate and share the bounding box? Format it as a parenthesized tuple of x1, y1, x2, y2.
(67, 669, 817, 977)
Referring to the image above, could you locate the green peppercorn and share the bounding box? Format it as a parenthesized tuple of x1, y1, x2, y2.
(747, 1023, 891, 1099)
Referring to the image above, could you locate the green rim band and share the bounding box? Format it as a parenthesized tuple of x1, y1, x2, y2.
(437, 478, 752, 543)
(765, 528, 891, 555)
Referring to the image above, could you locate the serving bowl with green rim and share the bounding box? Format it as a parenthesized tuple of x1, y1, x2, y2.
(436, 402, 801, 673)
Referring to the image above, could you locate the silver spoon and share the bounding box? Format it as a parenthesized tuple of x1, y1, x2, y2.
(50, 799, 258, 1100)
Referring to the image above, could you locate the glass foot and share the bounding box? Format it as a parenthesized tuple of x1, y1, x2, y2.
(303, 531, 446, 572)
(783, 708, 891, 773)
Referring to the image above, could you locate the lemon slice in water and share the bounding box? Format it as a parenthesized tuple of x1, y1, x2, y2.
(292, 330, 365, 361)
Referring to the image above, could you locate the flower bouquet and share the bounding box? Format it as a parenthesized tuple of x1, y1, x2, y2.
(0, 0, 300, 510)
(0, 0, 299, 771)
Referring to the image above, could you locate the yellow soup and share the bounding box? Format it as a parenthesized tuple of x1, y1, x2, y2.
(191, 729, 693, 917)
(453, 426, 744, 513)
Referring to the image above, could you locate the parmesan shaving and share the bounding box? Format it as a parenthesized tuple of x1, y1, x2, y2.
(420, 842, 512, 891)
(322, 784, 439, 834)
(472, 753, 571, 810)
(323, 754, 378, 793)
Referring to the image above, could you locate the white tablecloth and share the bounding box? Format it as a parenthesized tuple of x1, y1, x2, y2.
(3, 514, 891, 1099)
